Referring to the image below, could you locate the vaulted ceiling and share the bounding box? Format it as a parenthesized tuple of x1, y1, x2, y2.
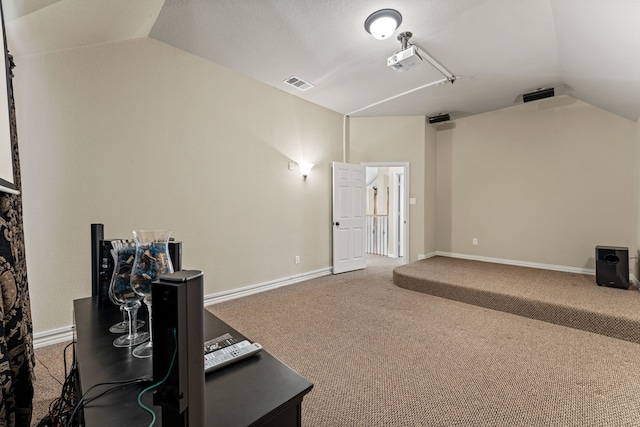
(4, 0, 640, 121)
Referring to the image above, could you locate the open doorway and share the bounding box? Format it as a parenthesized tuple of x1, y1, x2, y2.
(363, 162, 409, 266)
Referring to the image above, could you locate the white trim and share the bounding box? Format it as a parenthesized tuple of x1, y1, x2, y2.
(418, 252, 437, 260)
(204, 267, 332, 306)
(33, 267, 332, 348)
(362, 162, 410, 265)
(436, 251, 595, 275)
(33, 325, 75, 348)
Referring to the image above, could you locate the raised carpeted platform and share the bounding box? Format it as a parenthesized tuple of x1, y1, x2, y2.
(393, 256, 640, 344)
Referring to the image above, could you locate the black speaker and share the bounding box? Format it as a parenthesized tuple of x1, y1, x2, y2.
(428, 113, 450, 124)
(169, 241, 182, 271)
(91, 223, 116, 304)
(97, 239, 115, 303)
(152, 270, 205, 427)
(90, 223, 105, 299)
(523, 87, 554, 103)
(595, 246, 629, 289)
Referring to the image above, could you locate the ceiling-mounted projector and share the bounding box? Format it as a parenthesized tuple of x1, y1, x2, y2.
(387, 45, 423, 72)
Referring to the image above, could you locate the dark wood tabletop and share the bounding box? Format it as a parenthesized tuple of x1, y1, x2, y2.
(73, 297, 313, 426)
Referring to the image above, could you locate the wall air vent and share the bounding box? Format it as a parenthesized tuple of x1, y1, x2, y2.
(284, 76, 314, 91)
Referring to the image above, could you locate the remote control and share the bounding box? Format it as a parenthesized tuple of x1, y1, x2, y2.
(204, 333, 237, 354)
(204, 340, 263, 374)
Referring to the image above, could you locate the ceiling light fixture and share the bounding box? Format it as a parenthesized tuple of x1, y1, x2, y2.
(364, 9, 402, 40)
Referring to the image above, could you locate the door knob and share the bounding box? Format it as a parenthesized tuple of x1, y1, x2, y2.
(334, 222, 340, 227)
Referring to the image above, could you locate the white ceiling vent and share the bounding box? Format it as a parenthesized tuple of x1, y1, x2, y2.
(284, 76, 314, 91)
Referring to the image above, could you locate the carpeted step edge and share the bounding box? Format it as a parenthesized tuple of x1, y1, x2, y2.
(393, 268, 640, 345)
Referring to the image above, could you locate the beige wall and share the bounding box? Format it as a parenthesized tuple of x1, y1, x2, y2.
(14, 38, 343, 333)
(349, 116, 426, 262)
(436, 96, 637, 270)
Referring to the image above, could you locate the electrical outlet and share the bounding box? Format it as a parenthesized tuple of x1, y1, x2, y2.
(295, 255, 300, 264)
(472, 238, 478, 246)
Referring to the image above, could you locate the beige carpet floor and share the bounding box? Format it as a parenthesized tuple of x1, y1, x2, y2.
(32, 255, 640, 426)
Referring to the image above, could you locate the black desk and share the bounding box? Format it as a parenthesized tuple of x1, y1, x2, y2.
(73, 297, 313, 426)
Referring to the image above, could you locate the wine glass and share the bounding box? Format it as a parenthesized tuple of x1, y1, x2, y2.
(107, 250, 130, 334)
(108, 243, 144, 334)
(107, 304, 144, 333)
(130, 230, 173, 358)
(108, 293, 145, 334)
(109, 240, 150, 347)
(107, 296, 129, 333)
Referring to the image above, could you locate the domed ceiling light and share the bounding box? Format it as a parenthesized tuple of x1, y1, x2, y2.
(364, 9, 402, 40)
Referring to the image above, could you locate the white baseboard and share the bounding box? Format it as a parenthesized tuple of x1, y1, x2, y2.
(203, 267, 332, 306)
(418, 252, 437, 260)
(33, 326, 75, 349)
(33, 267, 333, 348)
(436, 251, 595, 275)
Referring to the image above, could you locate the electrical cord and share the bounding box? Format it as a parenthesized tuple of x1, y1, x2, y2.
(64, 377, 147, 427)
(33, 354, 63, 388)
(137, 328, 178, 427)
(34, 341, 79, 427)
(36, 329, 177, 427)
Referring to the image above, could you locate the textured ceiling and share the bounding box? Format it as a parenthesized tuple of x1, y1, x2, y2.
(4, 0, 640, 121)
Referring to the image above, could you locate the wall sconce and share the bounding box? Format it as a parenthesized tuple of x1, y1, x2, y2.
(298, 162, 314, 180)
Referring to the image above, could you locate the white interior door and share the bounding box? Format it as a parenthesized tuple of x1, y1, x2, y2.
(332, 162, 366, 274)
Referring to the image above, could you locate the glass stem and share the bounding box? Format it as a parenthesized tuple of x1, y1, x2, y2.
(129, 307, 137, 338)
(147, 302, 153, 345)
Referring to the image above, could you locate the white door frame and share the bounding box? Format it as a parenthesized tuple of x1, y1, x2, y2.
(394, 170, 405, 258)
(363, 162, 409, 265)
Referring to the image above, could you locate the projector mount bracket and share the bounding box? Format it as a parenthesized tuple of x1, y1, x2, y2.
(398, 31, 413, 50)
(394, 31, 456, 83)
